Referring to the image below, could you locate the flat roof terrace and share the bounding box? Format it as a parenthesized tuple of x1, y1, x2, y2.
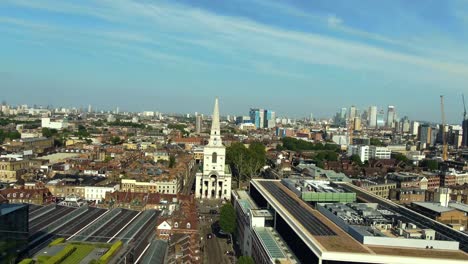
(252, 179, 468, 262)
(255, 180, 369, 254)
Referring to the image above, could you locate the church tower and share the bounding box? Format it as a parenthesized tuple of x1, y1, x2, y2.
(195, 98, 232, 200)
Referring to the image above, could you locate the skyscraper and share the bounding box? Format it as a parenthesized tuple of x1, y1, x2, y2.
(462, 95, 467, 147)
(340, 107, 347, 120)
(250, 108, 275, 129)
(462, 119, 468, 147)
(349, 106, 357, 121)
(195, 114, 202, 133)
(368, 106, 377, 128)
(410, 121, 420, 136)
(387, 105, 395, 128)
(418, 124, 432, 146)
(376, 110, 385, 128)
(249, 108, 262, 129)
(353, 117, 361, 131)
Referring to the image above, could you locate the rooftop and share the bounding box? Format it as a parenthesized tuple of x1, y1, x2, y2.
(254, 227, 287, 259)
(0, 204, 27, 216)
(412, 202, 455, 213)
(252, 179, 468, 261)
(449, 202, 468, 213)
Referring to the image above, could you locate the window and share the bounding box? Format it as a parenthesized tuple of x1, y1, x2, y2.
(174, 222, 179, 228)
(186, 222, 191, 229)
(212, 152, 217, 163)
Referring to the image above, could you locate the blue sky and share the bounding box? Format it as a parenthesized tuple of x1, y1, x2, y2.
(1, 0, 468, 123)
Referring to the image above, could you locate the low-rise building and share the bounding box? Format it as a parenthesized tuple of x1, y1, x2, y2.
(0, 188, 52, 205)
(411, 202, 467, 227)
(41, 117, 69, 130)
(121, 178, 180, 194)
(2, 137, 54, 154)
(352, 178, 397, 199)
(389, 188, 426, 204)
(0, 158, 28, 183)
(347, 145, 391, 162)
(84, 184, 119, 203)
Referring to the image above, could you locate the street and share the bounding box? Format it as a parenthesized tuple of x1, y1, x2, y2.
(197, 200, 235, 264)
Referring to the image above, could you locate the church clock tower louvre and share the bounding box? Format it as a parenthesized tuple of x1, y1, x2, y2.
(195, 97, 232, 200)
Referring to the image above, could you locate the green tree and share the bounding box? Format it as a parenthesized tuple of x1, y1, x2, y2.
(392, 153, 410, 164)
(226, 142, 248, 189)
(42, 127, 58, 138)
(111, 136, 122, 145)
(0, 130, 21, 143)
(245, 141, 267, 179)
(219, 203, 236, 234)
(421, 159, 439, 171)
(370, 138, 385, 146)
(169, 155, 176, 168)
(237, 256, 254, 264)
(226, 141, 267, 188)
(350, 154, 363, 166)
(280, 137, 340, 152)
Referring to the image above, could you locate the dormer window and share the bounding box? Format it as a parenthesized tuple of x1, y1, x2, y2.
(174, 222, 179, 228)
(186, 222, 191, 229)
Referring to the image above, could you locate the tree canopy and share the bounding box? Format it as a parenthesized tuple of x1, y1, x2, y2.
(219, 203, 236, 234)
(350, 154, 363, 166)
(169, 155, 176, 168)
(42, 127, 58, 138)
(238, 256, 255, 264)
(392, 153, 411, 165)
(226, 141, 266, 188)
(420, 159, 439, 171)
(370, 138, 386, 146)
(111, 136, 122, 145)
(281, 137, 339, 152)
(0, 129, 20, 143)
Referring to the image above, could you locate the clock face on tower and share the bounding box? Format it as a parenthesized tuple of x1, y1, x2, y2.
(213, 138, 218, 145)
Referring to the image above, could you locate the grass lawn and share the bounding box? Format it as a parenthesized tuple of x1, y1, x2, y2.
(60, 244, 96, 264)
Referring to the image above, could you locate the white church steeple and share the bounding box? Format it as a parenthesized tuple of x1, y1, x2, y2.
(208, 97, 222, 146)
(195, 97, 232, 200)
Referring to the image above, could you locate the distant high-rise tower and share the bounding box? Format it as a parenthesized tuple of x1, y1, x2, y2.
(387, 106, 395, 128)
(368, 106, 377, 128)
(376, 110, 385, 128)
(88, 104, 92, 113)
(340, 108, 347, 120)
(463, 119, 468, 147)
(250, 108, 275, 129)
(349, 106, 357, 121)
(195, 114, 202, 133)
(419, 124, 432, 146)
(353, 117, 362, 131)
(195, 98, 232, 200)
(462, 94, 468, 147)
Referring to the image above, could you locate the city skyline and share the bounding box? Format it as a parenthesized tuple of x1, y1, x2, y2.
(1, 0, 468, 123)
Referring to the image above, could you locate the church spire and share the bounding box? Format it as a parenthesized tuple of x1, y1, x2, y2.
(209, 97, 221, 146)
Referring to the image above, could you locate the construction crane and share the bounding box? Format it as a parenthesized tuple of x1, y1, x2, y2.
(440, 95, 448, 161)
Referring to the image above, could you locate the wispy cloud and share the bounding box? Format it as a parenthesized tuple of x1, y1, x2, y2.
(1, 0, 468, 83)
